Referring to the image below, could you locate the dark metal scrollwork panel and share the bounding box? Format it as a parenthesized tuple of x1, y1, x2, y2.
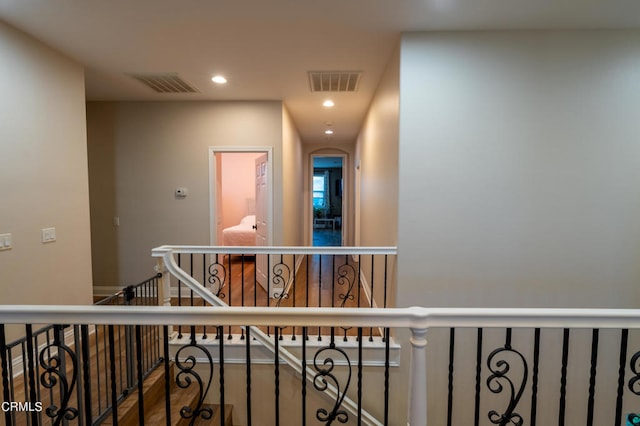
(175, 343, 214, 424)
(39, 332, 79, 425)
(208, 260, 227, 298)
(273, 260, 291, 304)
(313, 344, 351, 425)
(629, 351, 640, 395)
(337, 263, 356, 307)
(486, 345, 528, 426)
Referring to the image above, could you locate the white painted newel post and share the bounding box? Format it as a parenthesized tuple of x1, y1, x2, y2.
(155, 257, 173, 334)
(408, 327, 428, 426)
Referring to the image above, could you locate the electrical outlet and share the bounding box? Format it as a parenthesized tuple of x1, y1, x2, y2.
(0, 233, 12, 250)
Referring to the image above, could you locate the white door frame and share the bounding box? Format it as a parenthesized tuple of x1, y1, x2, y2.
(310, 153, 347, 246)
(209, 146, 273, 246)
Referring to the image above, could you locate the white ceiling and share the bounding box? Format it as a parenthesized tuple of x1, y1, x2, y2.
(1, 0, 639, 144)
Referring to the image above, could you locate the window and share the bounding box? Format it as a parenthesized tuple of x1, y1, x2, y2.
(313, 175, 326, 208)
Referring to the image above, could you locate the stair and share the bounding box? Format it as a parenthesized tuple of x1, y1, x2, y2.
(102, 363, 233, 425)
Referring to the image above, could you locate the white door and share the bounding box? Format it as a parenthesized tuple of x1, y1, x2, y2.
(255, 154, 269, 293)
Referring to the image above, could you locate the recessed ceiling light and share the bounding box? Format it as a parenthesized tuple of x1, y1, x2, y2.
(211, 75, 227, 84)
(323, 100, 335, 108)
(324, 129, 334, 135)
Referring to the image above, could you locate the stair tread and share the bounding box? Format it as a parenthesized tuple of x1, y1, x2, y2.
(101, 364, 168, 425)
(101, 361, 233, 426)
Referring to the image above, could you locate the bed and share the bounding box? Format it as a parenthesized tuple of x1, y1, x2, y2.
(222, 215, 256, 246)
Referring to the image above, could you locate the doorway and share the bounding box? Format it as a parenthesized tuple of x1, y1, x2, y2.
(208, 147, 272, 247)
(311, 156, 344, 246)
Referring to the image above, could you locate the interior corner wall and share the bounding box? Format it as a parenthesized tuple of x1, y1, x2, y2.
(355, 43, 400, 247)
(0, 22, 93, 324)
(281, 105, 304, 246)
(398, 31, 640, 309)
(86, 101, 284, 288)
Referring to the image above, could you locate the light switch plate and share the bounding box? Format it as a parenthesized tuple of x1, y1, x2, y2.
(41, 227, 56, 243)
(0, 233, 11, 250)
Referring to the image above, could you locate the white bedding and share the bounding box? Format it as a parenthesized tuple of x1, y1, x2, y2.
(222, 215, 256, 246)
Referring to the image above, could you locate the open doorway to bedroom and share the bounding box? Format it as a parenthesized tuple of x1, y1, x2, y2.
(209, 148, 272, 248)
(312, 156, 344, 246)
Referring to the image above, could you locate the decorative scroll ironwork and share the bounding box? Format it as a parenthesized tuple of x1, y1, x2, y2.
(208, 259, 227, 298)
(313, 344, 351, 425)
(39, 330, 79, 425)
(175, 343, 214, 424)
(272, 260, 291, 302)
(486, 345, 528, 426)
(337, 263, 357, 307)
(628, 413, 640, 425)
(629, 351, 640, 395)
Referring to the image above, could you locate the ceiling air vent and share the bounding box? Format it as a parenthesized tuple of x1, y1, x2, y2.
(129, 73, 199, 93)
(308, 71, 361, 92)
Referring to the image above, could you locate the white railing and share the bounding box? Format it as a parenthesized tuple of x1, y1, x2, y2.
(152, 245, 397, 425)
(3, 304, 640, 425)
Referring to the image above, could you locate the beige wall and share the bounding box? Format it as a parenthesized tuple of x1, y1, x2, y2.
(397, 30, 640, 424)
(0, 22, 93, 343)
(281, 105, 304, 246)
(87, 101, 286, 288)
(398, 30, 640, 310)
(355, 44, 400, 247)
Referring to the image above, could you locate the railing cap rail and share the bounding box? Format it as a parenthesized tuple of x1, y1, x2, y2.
(152, 245, 398, 256)
(1, 305, 640, 329)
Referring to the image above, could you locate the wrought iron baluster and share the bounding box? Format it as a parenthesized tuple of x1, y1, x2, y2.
(587, 329, 599, 426)
(25, 325, 38, 425)
(174, 334, 214, 424)
(275, 327, 280, 426)
(384, 327, 390, 426)
(615, 329, 629, 425)
(313, 341, 351, 425)
(530, 328, 540, 426)
(203, 254, 208, 339)
(305, 255, 310, 309)
(219, 325, 225, 426)
(369, 255, 374, 341)
(474, 328, 483, 426)
(357, 255, 362, 308)
(447, 328, 455, 426)
(273, 254, 291, 309)
(292, 254, 297, 340)
(383, 254, 389, 309)
(358, 327, 363, 425)
(246, 326, 252, 426)
(136, 325, 144, 425)
(228, 255, 233, 340)
(80, 325, 92, 426)
(163, 326, 171, 426)
(318, 255, 322, 340)
(302, 327, 308, 426)
(39, 324, 79, 426)
(559, 328, 570, 426)
(178, 254, 183, 338)
(486, 328, 527, 426)
(0, 324, 11, 426)
(108, 325, 118, 423)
